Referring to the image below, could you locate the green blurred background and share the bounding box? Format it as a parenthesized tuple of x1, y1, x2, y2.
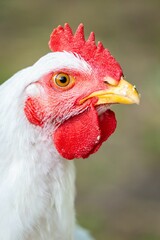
(0, 0, 160, 239)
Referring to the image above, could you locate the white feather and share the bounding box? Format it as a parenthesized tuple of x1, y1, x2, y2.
(0, 52, 94, 239)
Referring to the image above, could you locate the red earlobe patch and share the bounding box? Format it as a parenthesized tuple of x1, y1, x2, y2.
(24, 97, 44, 127)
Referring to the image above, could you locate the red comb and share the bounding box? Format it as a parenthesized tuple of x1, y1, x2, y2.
(49, 23, 123, 81)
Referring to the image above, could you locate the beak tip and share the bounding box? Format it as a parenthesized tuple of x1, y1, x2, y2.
(135, 92, 141, 105)
(131, 95, 140, 105)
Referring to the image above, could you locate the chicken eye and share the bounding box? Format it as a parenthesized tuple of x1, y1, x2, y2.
(51, 73, 75, 90)
(54, 73, 70, 87)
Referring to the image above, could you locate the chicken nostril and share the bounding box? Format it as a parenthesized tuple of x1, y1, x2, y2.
(133, 85, 140, 96)
(104, 76, 118, 86)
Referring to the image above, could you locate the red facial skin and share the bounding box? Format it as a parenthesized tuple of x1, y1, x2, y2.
(25, 23, 123, 160)
(24, 72, 117, 160)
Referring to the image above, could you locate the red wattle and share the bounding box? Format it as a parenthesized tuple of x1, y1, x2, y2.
(54, 106, 100, 160)
(85, 109, 117, 157)
(54, 106, 116, 160)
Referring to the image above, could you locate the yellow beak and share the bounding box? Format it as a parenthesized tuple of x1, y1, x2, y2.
(80, 77, 140, 105)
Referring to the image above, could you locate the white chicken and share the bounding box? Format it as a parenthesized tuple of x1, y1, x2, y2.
(0, 23, 139, 240)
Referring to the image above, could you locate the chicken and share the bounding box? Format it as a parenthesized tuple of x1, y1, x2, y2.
(0, 23, 140, 240)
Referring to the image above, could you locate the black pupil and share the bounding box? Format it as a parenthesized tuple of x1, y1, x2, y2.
(59, 76, 67, 83)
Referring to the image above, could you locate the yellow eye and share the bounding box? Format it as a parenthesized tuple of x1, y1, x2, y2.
(51, 73, 75, 90)
(54, 73, 70, 87)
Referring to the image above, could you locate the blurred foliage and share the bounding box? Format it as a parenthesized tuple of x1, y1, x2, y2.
(0, 0, 160, 239)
